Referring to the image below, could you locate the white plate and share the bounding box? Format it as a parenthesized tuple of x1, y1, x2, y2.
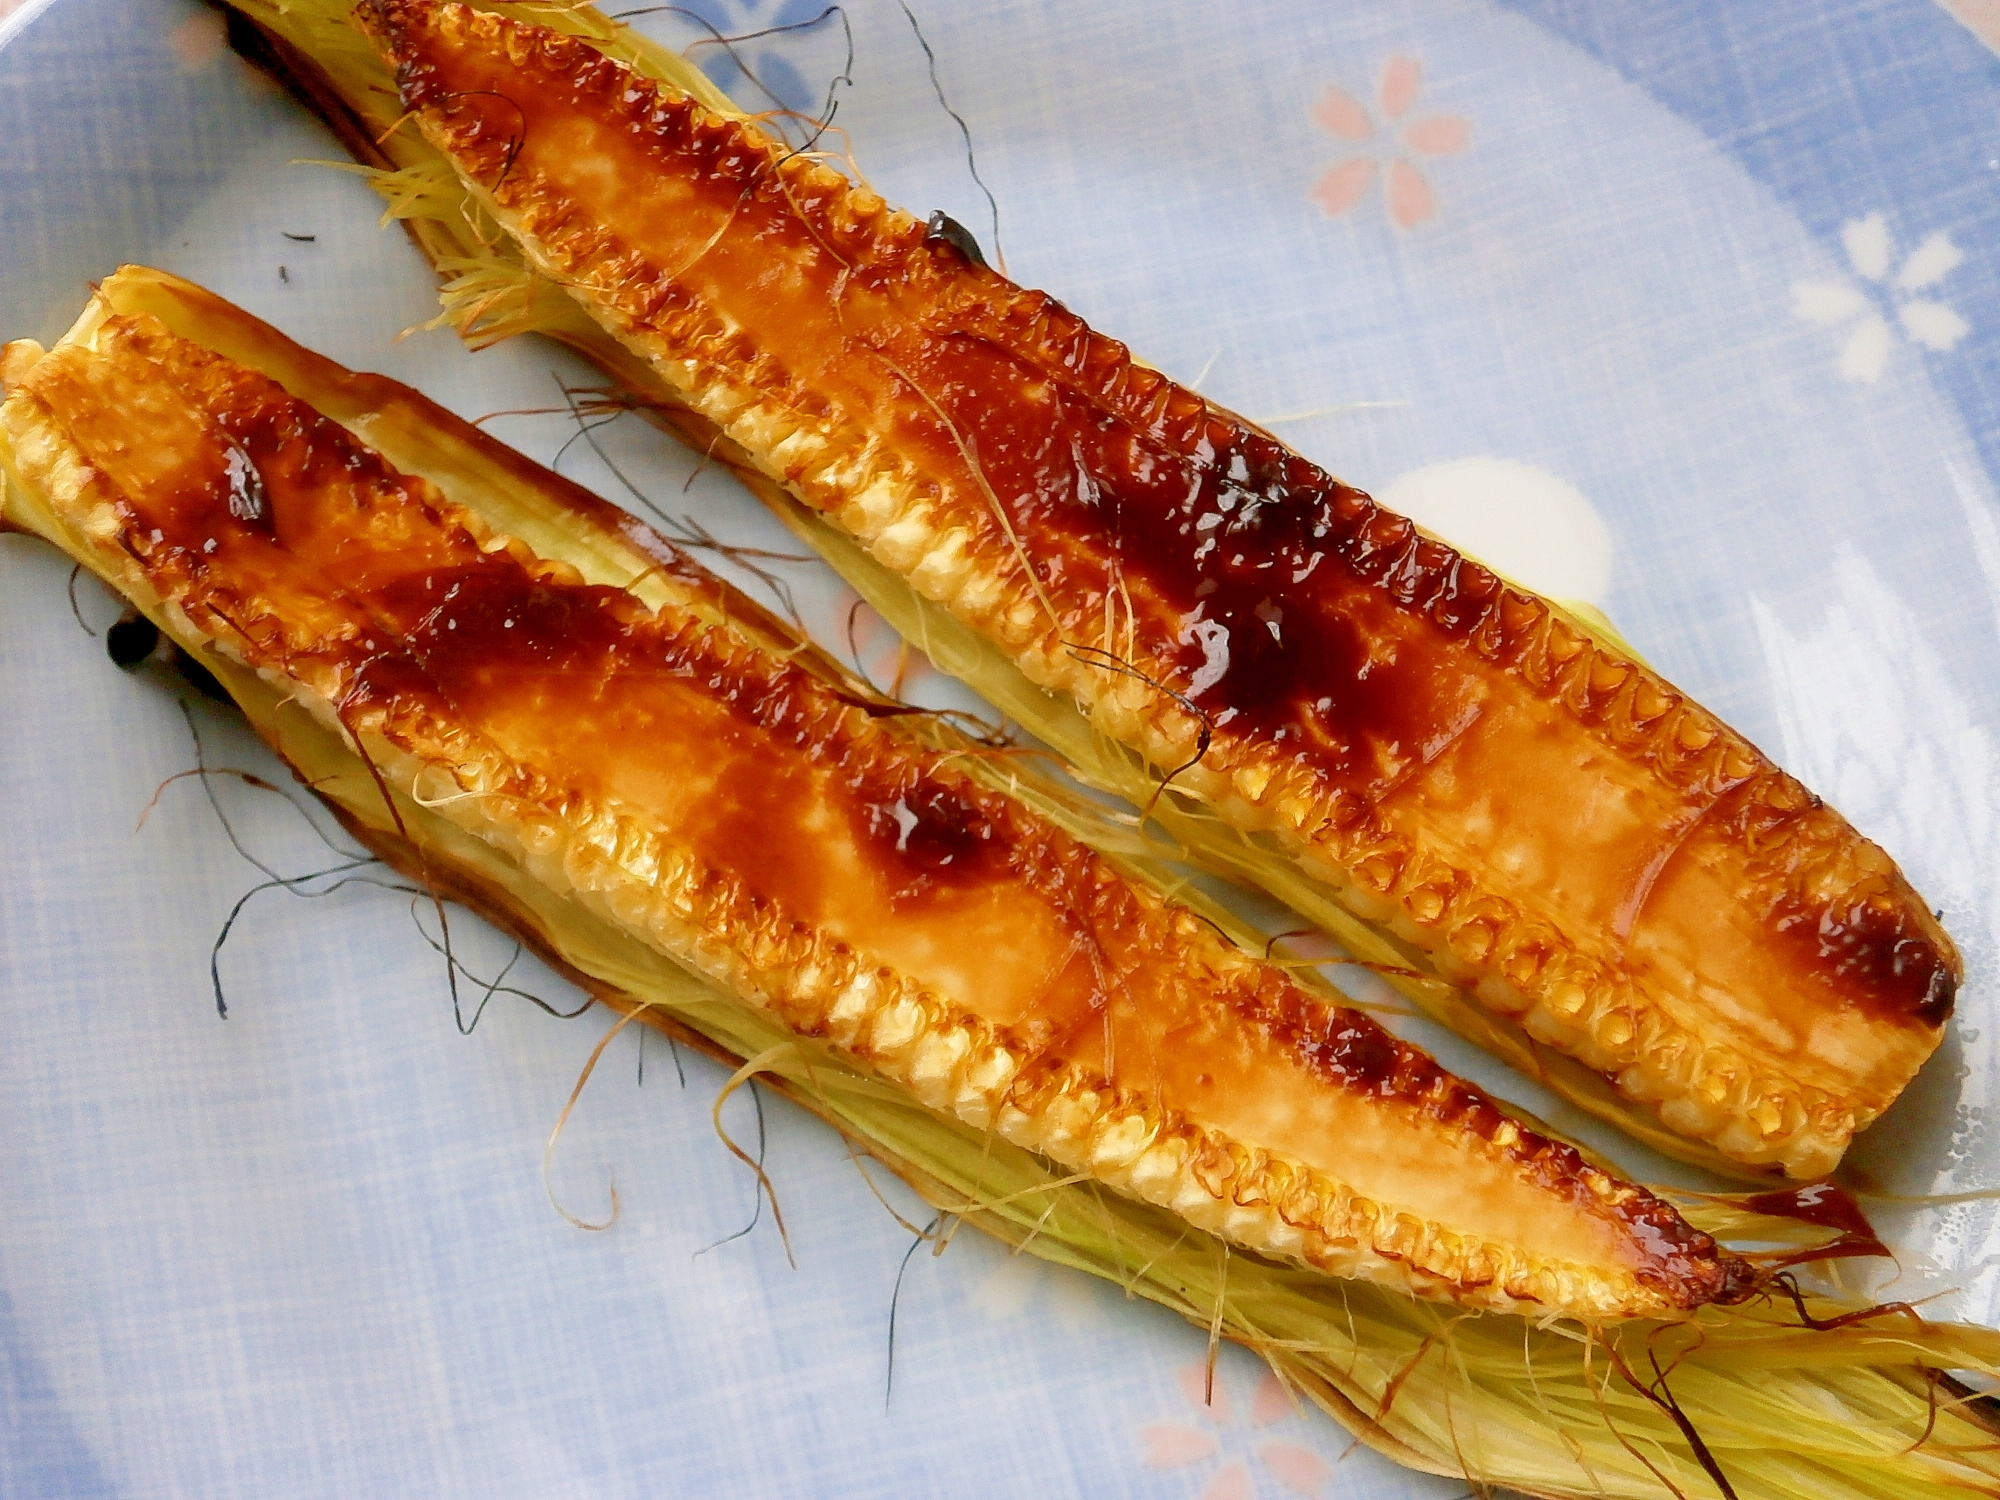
(3, 2, 1997, 1495)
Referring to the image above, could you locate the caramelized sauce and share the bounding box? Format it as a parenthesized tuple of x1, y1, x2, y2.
(1114, 970, 1732, 1294)
(52, 316, 1083, 1026)
(22, 301, 1743, 1300)
(1769, 887, 1956, 1029)
(894, 326, 1952, 1037)
(1738, 1183, 1891, 1267)
(909, 330, 1476, 782)
(1259, 982, 1731, 1294)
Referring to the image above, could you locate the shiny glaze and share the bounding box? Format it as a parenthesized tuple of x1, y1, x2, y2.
(1767, 882, 1956, 1030)
(14, 305, 1745, 1307)
(1737, 1183, 1891, 1268)
(367, 0, 1955, 1124)
(893, 308, 1958, 1041)
(34, 318, 1063, 1020)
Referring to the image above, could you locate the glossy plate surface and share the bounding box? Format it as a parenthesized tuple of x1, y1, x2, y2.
(3, 2, 1997, 1495)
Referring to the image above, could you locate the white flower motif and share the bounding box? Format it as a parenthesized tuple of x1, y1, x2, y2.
(971, 1249, 1106, 1330)
(1793, 214, 1971, 383)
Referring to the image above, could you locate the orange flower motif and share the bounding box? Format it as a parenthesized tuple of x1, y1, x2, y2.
(1310, 55, 1471, 229)
(829, 589, 938, 699)
(1138, 1361, 1337, 1498)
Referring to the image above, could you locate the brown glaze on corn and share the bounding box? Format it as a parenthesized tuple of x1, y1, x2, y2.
(0, 297, 1753, 1319)
(358, 0, 1957, 1177)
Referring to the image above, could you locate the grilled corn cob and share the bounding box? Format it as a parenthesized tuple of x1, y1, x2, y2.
(0, 267, 1756, 1321)
(332, 0, 1959, 1179)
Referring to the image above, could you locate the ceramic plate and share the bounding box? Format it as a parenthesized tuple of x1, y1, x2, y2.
(3, 2, 1997, 1494)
